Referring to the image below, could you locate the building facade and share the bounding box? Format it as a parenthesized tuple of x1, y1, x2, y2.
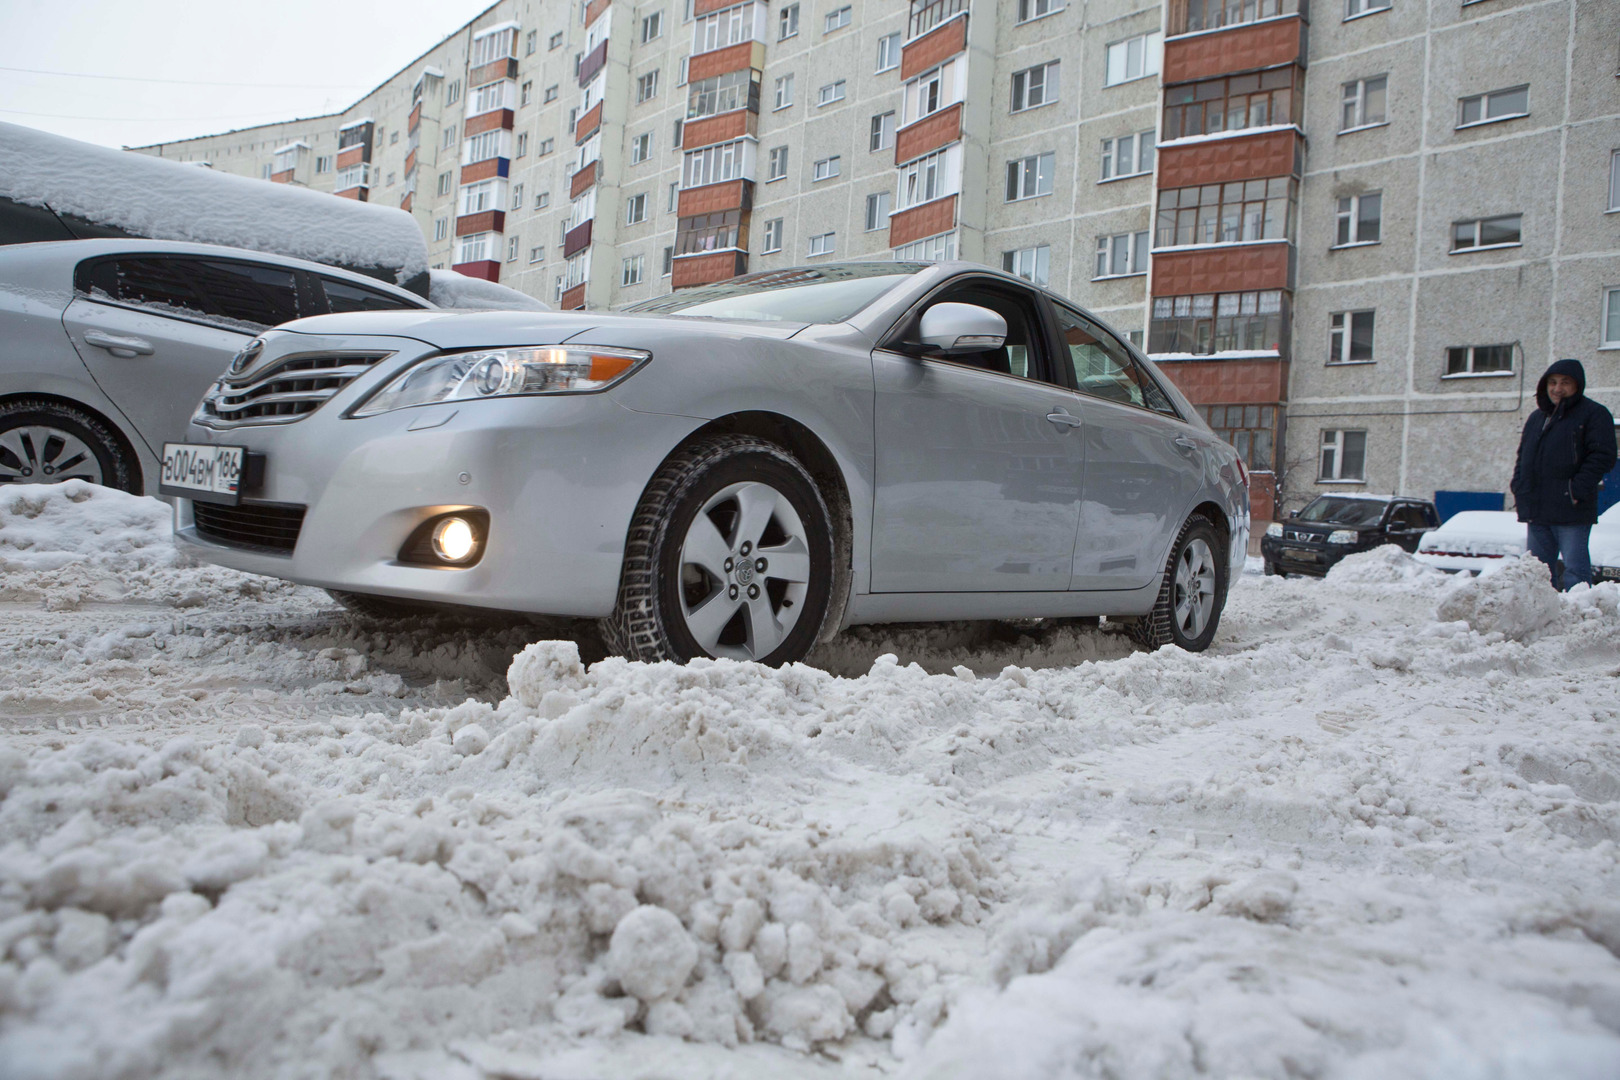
(135, 0, 1620, 522)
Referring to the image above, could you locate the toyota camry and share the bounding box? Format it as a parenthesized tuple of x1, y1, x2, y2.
(168, 261, 1249, 664)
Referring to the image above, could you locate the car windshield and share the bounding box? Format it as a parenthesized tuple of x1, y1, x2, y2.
(1295, 496, 1387, 527)
(622, 263, 925, 323)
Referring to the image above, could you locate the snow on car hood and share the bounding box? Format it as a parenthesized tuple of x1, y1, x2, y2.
(1416, 510, 1527, 556)
(276, 308, 809, 350)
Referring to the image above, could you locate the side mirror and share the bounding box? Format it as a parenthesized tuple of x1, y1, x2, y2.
(916, 303, 1007, 356)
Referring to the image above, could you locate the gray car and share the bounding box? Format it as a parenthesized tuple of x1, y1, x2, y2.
(0, 238, 431, 494)
(169, 262, 1250, 662)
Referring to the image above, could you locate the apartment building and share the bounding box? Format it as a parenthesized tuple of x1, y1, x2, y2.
(135, 0, 1620, 522)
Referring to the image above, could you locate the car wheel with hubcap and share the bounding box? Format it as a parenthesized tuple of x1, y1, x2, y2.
(1129, 513, 1227, 652)
(603, 435, 834, 665)
(0, 398, 137, 492)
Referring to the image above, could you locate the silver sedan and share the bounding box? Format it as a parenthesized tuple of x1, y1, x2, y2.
(170, 262, 1249, 663)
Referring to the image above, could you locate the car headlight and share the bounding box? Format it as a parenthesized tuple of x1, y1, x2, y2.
(351, 346, 650, 417)
(1265, 523, 1283, 538)
(1327, 529, 1360, 545)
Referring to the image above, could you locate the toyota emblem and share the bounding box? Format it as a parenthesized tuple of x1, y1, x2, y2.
(229, 338, 265, 377)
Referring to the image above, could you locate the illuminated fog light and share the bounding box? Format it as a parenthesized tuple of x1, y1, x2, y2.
(431, 516, 479, 563)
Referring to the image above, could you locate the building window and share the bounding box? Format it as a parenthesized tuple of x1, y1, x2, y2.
(1165, 68, 1298, 141)
(526, 29, 538, 54)
(642, 11, 663, 42)
(893, 232, 956, 261)
(1458, 85, 1529, 128)
(1610, 150, 1620, 212)
(1011, 61, 1060, 112)
(693, 3, 762, 52)
(389, 131, 399, 145)
(682, 138, 755, 187)
(550, 31, 564, 49)
(1005, 152, 1055, 201)
(679, 57, 690, 86)
(631, 132, 652, 163)
(1603, 286, 1620, 348)
(465, 130, 507, 164)
(876, 32, 901, 72)
(1201, 405, 1277, 472)
(813, 155, 841, 181)
(865, 191, 891, 231)
(663, 246, 674, 276)
(469, 26, 516, 66)
(818, 80, 846, 107)
(1329, 310, 1375, 364)
(315, 155, 332, 173)
(1018, 0, 1061, 22)
(626, 192, 648, 224)
(1319, 430, 1367, 482)
(434, 217, 449, 242)
(334, 163, 370, 190)
(437, 171, 453, 196)
(456, 231, 493, 264)
(521, 81, 534, 106)
(1005, 244, 1051, 287)
(674, 118, 685, 146)
(779, 3, 799, 38)
(517, 132, 530, 157)
(469, 80, 512, 116)
(446, 80, 461, 105)
(1335, 192, 1382, 246)
(774, 74, 795, 109)
(809, 231, 836, 256)
(768, 145, 789, 180)
(824, 5, 851, 33)
(1156, 178, 1294, 247)
(1451, 213, 1521, 252)
(443, 124, 458, 149)
(1176, 0, 1298, 34)
(545, 84, 559, 103)
(623, 254, 645, 286)
(529, 245, 546, 263)
(900, 147, 960, 209)
(508, 235, 520, 262)
(512, 182, 525, 208)
(1094, 231, 1149, 278)
(537, 191, 550, 209)
(676, 209, 743, 254)
(1104, 32, 1161, 87)
(1101, 130, 1154, 180)
(539, 137, 555, 156)
(763, 218, 784, 252)
(1344, 0, 1390, 19)
(460, 179, 499, 215)
(1341, 76, 1387, 131)
(1445, 343, 1515, 377)
(870, 111, 896, 151)
(637, 70, 660, 102)
(906, 59, 957, 123)
(668, 181, 680, 211)
(1149, 290, 1286, 355)
(261, 163, 273, 180)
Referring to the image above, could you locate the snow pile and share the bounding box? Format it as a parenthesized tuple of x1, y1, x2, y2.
(428, 269, 552, 311)
(0, 122, 428, 283)
(1324, 543, 1441, 584)
(1435, 554, 1563, 640)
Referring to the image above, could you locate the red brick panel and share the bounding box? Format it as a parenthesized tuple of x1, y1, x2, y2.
(683, 110, 755, 151)
(270, 170, 295, 184)
(465, 109, 515, 137)
(337, 146, 366, 169)
(461, 158, 502, 183)
(1153, 357, 1289, 404)
(900, 15, 967, 81)
(563, 218, 593, 258)
(677, 179, 750, 217)
(456, 210, 506, 237)
(453, 260, 501, 283)
(579, 39, 609, 86)
(561, 282, 588, 310)
(401, 193, 414, 213)
(571, 161, 600, 199)
(585, 0, 611, 28)
(1156, 129, 1298, 188)
(404, 149, 418, 175)
(335, 188, 363, 201)
(693, 0, 736, 13)
(888, 194, 956, 248)
(469, 58, 518, 87)
(672, 250, 746, 289)
(894, 102, 961, 166)
(689, 41, 759, 83)
(408, 103, 422, 133)
(1151, 244, 1291, 294)
(575, 101, 603, 144)
(1163, 18, 1304, 85)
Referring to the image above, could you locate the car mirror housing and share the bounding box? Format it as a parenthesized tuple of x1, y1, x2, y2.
(917, 303, 1007, 356)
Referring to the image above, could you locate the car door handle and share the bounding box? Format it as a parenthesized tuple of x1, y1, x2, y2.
(1173, 435, 1199, 452)
(1046, 409, 1083, 429)
(83, 330, 154, 357)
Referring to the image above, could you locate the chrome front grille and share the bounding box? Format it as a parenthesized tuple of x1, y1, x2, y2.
(198, 351, 391, 427)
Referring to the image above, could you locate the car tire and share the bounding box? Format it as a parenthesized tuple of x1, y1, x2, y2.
(1263, 559, 1280, 576)
(0, 398, 138, 492)
(602, 435, 835, 666)
(1128, 513, 1228, 652)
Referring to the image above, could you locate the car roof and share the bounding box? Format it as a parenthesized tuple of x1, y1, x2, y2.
(0, 238, 426, 304)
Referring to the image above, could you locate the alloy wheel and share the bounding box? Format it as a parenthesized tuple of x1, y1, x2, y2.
(1173, 537, 1217, 640)
(0, 425, 105, 485)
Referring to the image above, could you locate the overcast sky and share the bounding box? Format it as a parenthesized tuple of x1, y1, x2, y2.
(0, 0, 500, 148)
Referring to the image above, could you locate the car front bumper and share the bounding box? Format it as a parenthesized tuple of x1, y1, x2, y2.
(1260, 535, 1355, 576)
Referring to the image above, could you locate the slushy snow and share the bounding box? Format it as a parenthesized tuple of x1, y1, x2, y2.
(1, 486, 1618, 1079)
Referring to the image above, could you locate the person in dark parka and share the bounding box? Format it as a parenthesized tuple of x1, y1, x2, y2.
(1510, 358, 1617, 590)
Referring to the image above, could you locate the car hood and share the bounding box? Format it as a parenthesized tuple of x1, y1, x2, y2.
(274, 308, 810, 349)
(1416, 512, 1526, 555)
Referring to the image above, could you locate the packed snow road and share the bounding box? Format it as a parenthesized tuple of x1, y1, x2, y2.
(2, 481, 1619, 1080)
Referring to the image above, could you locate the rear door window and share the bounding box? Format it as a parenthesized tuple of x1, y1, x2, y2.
(320, 277, 423, 313)
(81, 257, 301, 332)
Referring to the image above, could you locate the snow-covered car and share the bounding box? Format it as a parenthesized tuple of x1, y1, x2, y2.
(1260, 494, 1439, 577)
(1412, 510, 1527, 574)
(1593, 503, 1620, 583)
(169, 261, 1251, 663)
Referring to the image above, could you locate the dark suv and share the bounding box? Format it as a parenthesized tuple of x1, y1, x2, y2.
(1261, 495, 1440, 577)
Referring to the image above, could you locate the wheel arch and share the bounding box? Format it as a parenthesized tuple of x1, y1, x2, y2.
(1189, 498, 1233, 564)
(0, 390, 147, 492)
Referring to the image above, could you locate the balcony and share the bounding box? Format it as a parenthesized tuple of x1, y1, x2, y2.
(456, 210, 506, 237)
(908, 0, 965, 40)
(672, 250, 747, 289)
(1166, 0, 1302, 38)
(585, 0, 611, 26)
(682, 109, 757, 151)
(452, 260, 501, 282)
(564, 218, 594, 258)
(578, 39, 609, 87)
(1151, 244, 1293, 296)
(560, 282, 588, 310)
(270, 169, 296, 185)
(576, 101, 603, 144)
(465, 109, 514, 136)
(469, 57, 518, 87)
(1163, 16, 1305, 84)
(336, 145, 368, 169)
(888, 194, 956, 248)
(676, 178, 752, 218)
(1156, 128, 1300, 189)
(460, 157, 509, 183)
(895, 102, 961, 166)
(404, 149, 418, 175)
(690, 41, 765, 84)
(571, 160, 600, 199)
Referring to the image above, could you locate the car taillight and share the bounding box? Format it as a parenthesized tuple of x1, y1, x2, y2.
(1234, 455, 1249, 488)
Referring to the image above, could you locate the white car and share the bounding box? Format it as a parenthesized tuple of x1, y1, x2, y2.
(1415, 504, 1620, 582)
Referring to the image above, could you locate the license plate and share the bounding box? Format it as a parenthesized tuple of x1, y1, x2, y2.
(1597, 567, 1620, 582)
(160, 443, 245, 505)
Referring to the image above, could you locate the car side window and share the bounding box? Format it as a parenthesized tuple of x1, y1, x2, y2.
(321, 278, 422, 314)
(1050, 303, 1176, 416)
(84, 257, 301, 332)
(917, 281, 1045, 381)
(1394, 505, 1428, 530)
